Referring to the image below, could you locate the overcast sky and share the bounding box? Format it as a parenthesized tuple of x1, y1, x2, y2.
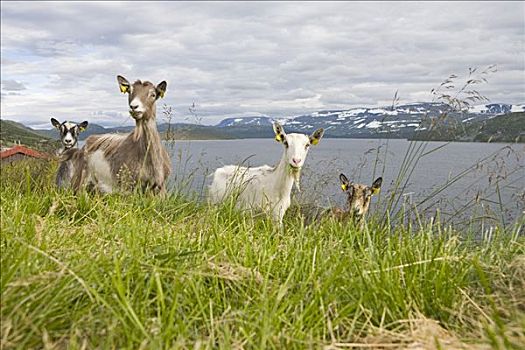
(1, 1, 524, 128)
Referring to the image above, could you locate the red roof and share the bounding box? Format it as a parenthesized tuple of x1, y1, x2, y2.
(0, 145, 49, 160)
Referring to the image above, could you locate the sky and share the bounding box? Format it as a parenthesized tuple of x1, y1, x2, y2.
(1, 1, 524, 128)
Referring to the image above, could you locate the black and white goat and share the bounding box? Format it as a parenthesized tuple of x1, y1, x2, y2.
(51, 118, 88, 188)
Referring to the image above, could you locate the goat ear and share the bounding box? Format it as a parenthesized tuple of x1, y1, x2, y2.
(339, 173, 350, 191)
(273, 122, 286, 143)
(117, 75, 130, 94)
(51, 117, 61, 129)
(371, 177, 382, 195)
(78, 121, 89, 132)
(309, 128, 324, 145)
(156, 81, 167, 99)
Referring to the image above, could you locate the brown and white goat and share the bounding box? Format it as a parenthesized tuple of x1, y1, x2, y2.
(73, 75, 171, 194)
(331, 174, 383, 222)
(51, 118, 88, 188)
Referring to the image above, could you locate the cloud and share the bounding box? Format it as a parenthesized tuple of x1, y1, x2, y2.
(1, 1, 524, 127)
(1, 79, 27, 91)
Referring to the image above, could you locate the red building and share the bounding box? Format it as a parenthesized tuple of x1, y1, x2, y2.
(0, 145, 49, 164)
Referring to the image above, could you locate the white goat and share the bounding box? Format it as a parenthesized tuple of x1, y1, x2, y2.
(208, 122, 324, 224)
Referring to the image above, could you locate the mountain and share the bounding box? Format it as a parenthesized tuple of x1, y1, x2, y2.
(217, 116, 273, 128)
(5, 102, 525, 143)
(411, 111, 525, 142)
(33, 122, 233, 141)
(216, 102, 525, 140)
(0, 120, 58, 151)
(471, 112, 525, 142)
(36, 123, 134, 140)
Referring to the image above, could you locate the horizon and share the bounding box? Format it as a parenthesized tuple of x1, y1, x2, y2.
(18, 100, 524, 130)
(1, 1, 524, 128)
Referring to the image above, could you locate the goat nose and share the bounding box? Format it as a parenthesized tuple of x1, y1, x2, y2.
(130, 104, 138, 110)
(292, 158, 301, 164)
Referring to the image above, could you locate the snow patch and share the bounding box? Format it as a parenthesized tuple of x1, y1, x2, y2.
(366, 120, 382, 129)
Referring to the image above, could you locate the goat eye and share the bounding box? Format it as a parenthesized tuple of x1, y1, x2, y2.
(305, 143, 310, 149)
(283, 140, 289, 148)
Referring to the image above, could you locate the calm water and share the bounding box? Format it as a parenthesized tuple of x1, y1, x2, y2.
(165, 139, 525, 224)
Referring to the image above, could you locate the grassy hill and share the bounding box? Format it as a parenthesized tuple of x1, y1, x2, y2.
(0, 119, 59, 151)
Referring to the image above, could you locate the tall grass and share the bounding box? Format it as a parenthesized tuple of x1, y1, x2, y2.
(1, 159, 524, 349)
(359, 66, 525, 230)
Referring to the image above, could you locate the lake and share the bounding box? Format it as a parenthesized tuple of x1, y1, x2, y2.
(165, 138, 525, 225)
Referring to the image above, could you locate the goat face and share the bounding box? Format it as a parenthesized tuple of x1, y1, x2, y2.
(117, 75, 167, 120)
(51, 118, 88, 149)
(273, 122, 324, 170)
(339, 174, 382, 219)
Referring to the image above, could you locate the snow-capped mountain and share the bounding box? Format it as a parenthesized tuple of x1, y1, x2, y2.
(215, 102, 524, 138)
(217, 116, 273, 127)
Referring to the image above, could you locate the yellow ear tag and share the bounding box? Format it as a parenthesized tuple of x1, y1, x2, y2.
(120, 84, 128, 93)
(372, 187, 381, 195)
(275, 134, 282, 142)
(159, 91, 165, 98)
(311, 138, 319, 145)
(341, 184, 348, 191)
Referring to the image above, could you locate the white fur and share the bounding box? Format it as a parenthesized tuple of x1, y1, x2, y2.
(86, 150, 115, 193)
(62, 131, 75, 146)
(63, 121, 76, 129)
(129, 97, 145, 113)
(209, 132, 318, 224)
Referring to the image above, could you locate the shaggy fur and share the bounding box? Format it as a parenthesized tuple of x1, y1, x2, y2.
(73, 76, 171, 194)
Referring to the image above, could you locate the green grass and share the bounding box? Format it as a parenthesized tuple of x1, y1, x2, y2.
(1, 160, 524, 349)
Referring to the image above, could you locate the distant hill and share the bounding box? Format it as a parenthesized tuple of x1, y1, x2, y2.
(217, 116, 273, 128)
(214, 102, 525, 140)
(7, 101, 525, 143)
(410, 112, 525, 142)
(0, 120, 58, 151)
(471, 112, 525, 142)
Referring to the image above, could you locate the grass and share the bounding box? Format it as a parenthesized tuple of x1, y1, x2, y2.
(1, 159, 524, 349)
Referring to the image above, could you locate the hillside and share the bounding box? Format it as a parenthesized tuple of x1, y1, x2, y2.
(0, 119, 58, 151)
(471, 112, 525, 142)
(216, 102, 525, 140)
(410, 112, 525, 142)
(8, 102, 525, 142)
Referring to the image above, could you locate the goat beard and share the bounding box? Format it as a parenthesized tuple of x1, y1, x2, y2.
(288, 164, 302, 192)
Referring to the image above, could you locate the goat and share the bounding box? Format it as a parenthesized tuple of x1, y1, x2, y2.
(331, 174, 383, 223)
(208, 122, 324, 224)
(73, 75, 171, 194)
(50, 118, 88, 188)
(51, 118, 88, 153)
